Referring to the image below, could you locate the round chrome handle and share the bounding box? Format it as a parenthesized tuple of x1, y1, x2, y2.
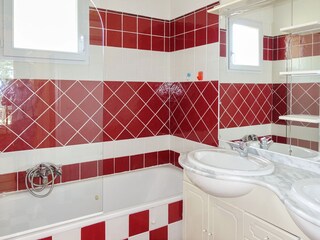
(264, 236, 269, 240)
(202, 229, 207, 233)
(208, 233, 213, 236)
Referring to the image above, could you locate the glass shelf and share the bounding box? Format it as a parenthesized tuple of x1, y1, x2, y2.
(279, 115, 320, 124)
(279, 70, 320, 76)
(280, 21, 320, 34)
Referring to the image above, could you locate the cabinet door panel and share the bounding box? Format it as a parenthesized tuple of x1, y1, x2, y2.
(183, 182, 208, 240)
(211, 198, 243, 240)
(244, 213, 300, 240)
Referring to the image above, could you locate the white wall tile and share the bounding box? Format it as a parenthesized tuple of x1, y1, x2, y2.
(128, 232, 150, 240)
(220, 57, 273, 84)
(168, 221, 182, 240)
(106, 216, 129, 240)
(0, 136, 171, 174)
(219, 124, 272, 141)
(13, 46, 105, 81)
(149, 204, 168, 230)
(53, 228, 81, 240)
(170, 136, 212, 154)
(206, 43, 219, 80)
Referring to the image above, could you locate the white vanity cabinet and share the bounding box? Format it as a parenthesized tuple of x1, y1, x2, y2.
(244, 213, 299, 240)
(183, 181, 243, 240)
(183, 181, 209, 240)
(183, 176, 310, 240)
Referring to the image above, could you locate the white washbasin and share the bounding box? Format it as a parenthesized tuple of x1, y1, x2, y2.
(288, 178, 320, 240)
(188, 149, 274, 176)
(183, 149, 274, 198)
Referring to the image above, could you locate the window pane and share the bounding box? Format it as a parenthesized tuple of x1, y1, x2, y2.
(13, 0, 78, 53)
(231, 23, 260, 67)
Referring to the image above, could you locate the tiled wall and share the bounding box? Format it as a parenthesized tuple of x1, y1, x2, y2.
(170, 81, 219, 146)
(220, 83, 273, 129)
(39, 200, 183, 240)
(89, 8, 170, 51)
(0, 80, 169, 152)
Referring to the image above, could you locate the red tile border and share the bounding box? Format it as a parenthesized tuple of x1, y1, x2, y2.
(2, 150, 178, 194)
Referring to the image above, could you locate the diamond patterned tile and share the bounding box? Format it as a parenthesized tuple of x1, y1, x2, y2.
(170, 81, 219, 146)
(220, 83, 273, 129)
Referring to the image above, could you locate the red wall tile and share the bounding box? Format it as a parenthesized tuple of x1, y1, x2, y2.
(62, 164, 80, 183)
(150, 226, 168, 240)
(123, 14, 137, 32)
(115, 156, 130, 173)
(81, 161, 98, 179)
(129, 210, 149, 236)
(130, 154, 144, 170)
(168, 200, 183, 224)
(145, 152, 158, 167)
(138, 17, 151, 34)
(106, 30, 122, 47)
(106, 12, 122, 30)
(123, 32, 137, 49)
(0, 173, 17, 193)
(81, 222, 105, 240)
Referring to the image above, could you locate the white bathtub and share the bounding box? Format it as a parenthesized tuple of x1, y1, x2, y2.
(0, 165, 183, 240)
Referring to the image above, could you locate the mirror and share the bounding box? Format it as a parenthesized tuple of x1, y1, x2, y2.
(218, 0, 320, 160)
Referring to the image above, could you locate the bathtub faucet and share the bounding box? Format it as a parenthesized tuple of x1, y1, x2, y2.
(25, 163, 62, 198)
(232, 141, 248, 157)
(260, 137, 273, 150)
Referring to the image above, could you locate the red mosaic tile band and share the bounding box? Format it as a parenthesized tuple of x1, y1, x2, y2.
(170, 81, 219, 146)
(89, 4, 219, 51)
(0, 79, 170, 152)
(171, 4, 219, 51)
(220, 83, 273, 129)
(0, 150, 181, 194)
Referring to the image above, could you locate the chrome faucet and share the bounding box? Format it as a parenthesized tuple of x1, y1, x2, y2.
(260, 137, 273, 149)
(232, 141, 249, 157)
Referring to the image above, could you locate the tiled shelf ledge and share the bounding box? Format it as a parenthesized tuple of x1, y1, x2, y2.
(279, 114, 320, 124)
(279, 70, 320, 76)
(280, 21, 320, 34)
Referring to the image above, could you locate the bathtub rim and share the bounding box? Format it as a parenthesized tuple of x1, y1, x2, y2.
(1, 164, 182, 240)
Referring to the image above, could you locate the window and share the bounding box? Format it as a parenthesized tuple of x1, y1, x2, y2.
(228, 18, 262, 71)
(3, 0, 89, 62)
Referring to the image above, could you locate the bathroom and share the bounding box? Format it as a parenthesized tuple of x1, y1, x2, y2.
(0, 0, 319, 239)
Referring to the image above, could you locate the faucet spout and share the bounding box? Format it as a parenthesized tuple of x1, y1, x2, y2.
(260, 137, 273, 150)
(232, 141, 249, 157)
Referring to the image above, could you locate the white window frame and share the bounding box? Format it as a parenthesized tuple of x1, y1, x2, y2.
(2, 0, 89, 62)
(228, 18, 263, 71)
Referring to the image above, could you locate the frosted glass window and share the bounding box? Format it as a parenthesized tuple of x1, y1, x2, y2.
(229, 19, 262, 71)
(3, 0, 88, 61)
(13, 0, 78, 53)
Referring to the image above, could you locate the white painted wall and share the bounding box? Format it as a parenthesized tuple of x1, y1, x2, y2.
(170, 0, 218, 20)
(92, 0, 171, 20)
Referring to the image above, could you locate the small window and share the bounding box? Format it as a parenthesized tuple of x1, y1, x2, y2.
(3, 0, 89, 62)
(228, 18, 262, 71)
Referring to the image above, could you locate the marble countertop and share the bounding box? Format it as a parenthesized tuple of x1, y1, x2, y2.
(179, 148, 320, 228)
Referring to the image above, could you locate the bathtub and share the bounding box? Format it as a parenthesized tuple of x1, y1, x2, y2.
(0, 165, 183, 240)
